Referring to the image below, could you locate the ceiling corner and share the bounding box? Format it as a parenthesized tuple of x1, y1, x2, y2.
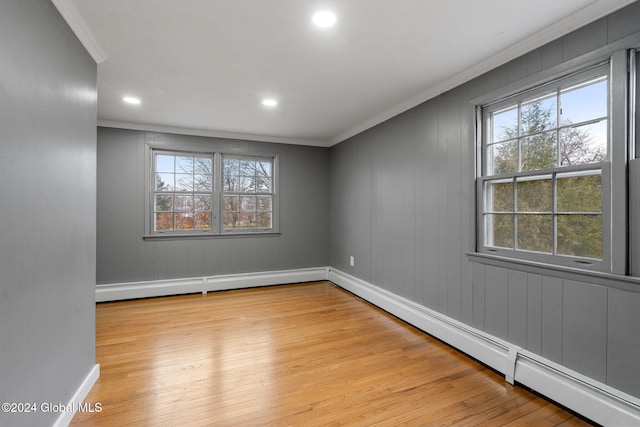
(51, 0, 107, 64)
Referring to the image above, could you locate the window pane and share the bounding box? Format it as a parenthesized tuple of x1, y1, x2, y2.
(194, 212, 211, 230)
(257, 161, 272, 177)
(156, 173, 174, 191)
(174, 195, 193, 211)
(257, 212, 272, 228)
(257, 196, 272, 211)
(155, 194, 173, 212)
(239, 176, 256, 193)
(517, 178, 552, 212)
(488, 140, 518, 174)
(155, 155, 174, 173)
(175, 156, 194, 174)
(561, 78, 607, 124)
(175, 174, 194, 191)
(224, 212, 255, 229)
(240, 196, 256, 211)
(256, 176, 272, 193)
(224, 195, 239, 211)
(560, 120, 607, 166)
(557, 215, 602, 258)
(224, 158, 239, 173)
(194, 174, 211, 191)
(521, 95, 557, 135)
(485, 181, 513, 212)
(223, 175, 239, 192)
(176, 213, 194, 230)
(194, 194, 211, 211)
(486, 214, 513, 248)
(521, 132, 557, 171)
(155, 213, 174, 231)
(492, 107, 518, 142)
(517, 214, 552, 253)
(194, 157, 212, 175)
(222, 155, 275, 231)
(557, 173, 601, 213)
(223, 212, 239, 230)
(239, 159, 255, 175)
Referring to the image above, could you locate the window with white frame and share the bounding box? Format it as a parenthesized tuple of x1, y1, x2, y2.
(222, 155, 274, 231)
(479, 64, 610, 269)
(153, 151, 213, 232)
(149, 149, 277, 235)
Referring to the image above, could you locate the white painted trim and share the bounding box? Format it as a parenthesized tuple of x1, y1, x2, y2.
(96, 267, 329, 302)
(97, 120, 331, 148)
(331, 0, 637, 145)
(328, 267, 640, 426)
(516, 352, 640, 426)
(53, 364, 100, 427)
(328, 268, 513, 374)
(51, 0, 107, 64)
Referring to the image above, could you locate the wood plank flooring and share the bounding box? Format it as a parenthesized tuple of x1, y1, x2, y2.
(71, 281, 594, 426)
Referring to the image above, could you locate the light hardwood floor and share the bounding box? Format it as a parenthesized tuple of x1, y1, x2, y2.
(71, 281, 594, 426)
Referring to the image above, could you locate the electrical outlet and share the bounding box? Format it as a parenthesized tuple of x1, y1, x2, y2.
(350, 256, 355, 267)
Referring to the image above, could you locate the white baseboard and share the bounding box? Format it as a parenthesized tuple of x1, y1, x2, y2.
(95, 267, 329, 302)
(53, 364, 100, 427)
(328, 268, 640, 427)
(94, 266, 640, 425)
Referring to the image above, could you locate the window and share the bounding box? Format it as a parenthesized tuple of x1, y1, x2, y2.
(222, 155, 274, 231)
(479, 64, 610, 269)
(148, 149, 277, 236)
(154, 151, 213, 231)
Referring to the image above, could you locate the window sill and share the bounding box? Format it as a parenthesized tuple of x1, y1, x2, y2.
(467, 251, 640, 292)
(143, 231, 281, 241)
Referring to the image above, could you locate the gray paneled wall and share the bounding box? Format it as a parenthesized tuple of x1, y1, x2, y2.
(329, 2, 640, 399)
(97, 127, 329, 284)
(0, 1, 97, 426)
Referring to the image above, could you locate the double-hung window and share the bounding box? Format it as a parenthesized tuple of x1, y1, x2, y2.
(222, 155, 274, 231)
(478, 64, 610, 270)
(149, 149, 277, 236)
(154, 151, 214, 232)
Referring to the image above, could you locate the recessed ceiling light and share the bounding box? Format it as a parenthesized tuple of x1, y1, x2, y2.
(123, 96, 141, 105)
(312, 11, 336, 28)
(262, 98, 278, 107)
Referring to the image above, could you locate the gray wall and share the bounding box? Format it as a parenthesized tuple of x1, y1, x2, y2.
(97, 127, 329, 284)
(329, 2, 640, 399)
(0, 1, 97, 426)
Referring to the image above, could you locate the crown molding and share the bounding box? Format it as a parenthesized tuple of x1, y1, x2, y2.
(332, 0, 637, 145)
(98, 120, 331, 147)
(51, 0, 107, 64)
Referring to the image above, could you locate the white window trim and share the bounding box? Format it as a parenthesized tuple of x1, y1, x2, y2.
(143, 145, 280, 238)
(475, 57, 629, 274)
(220, 153, 279, 235)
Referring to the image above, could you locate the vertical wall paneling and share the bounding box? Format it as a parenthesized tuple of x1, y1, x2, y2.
(97, 128, 329, 284)
(471, 263, 486, 330)
(541, 276, 564, 363)
(419, 102, 441, 309)
(459, 84, 476, 325)
(606, 1, 640, 43)
(437, 96, 452, 312)
(526, 274, 543, 355)
(484, 266, 509, 340)
(562, 19, 608, 61)
(445, 92, 463, 320)
(607, 288, 640, 397)
(328, 2, 640, 402)
(562, 281, 608, 383)
(507, 270, 528, 348)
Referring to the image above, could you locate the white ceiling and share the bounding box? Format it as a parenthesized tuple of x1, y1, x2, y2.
(56, 0, 635, 147)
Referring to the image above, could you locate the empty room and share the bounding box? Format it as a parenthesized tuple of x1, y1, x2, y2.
(3, 0, 640, 426)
